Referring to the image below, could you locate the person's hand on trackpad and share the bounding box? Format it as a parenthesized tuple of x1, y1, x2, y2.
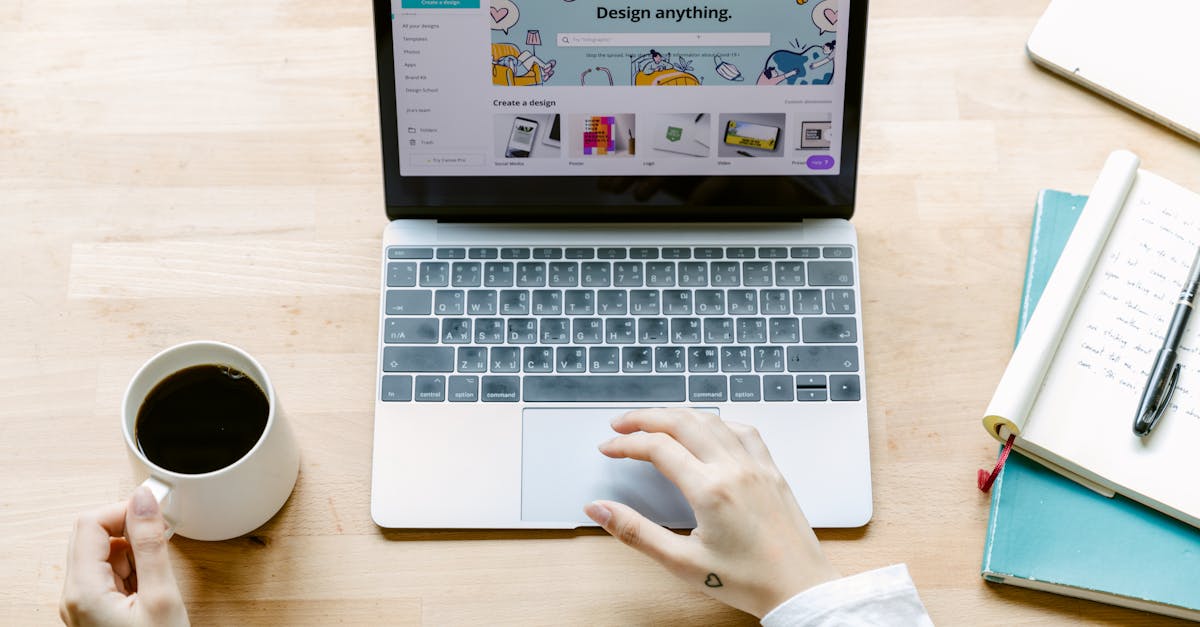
(584, 408, 839, 619)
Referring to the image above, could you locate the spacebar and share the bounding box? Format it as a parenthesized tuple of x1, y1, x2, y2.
(523, 376, 686, 402)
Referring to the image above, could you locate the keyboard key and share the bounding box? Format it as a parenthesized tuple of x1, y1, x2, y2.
(826, 289, 856, 314)
(566, 248, 595, 260)
(589, 347, 620, 373)
(564, 289, 595, 315)
(475, 319, 505, 344)
(823, 247, 854, 259)
(457, 347, 487, 373)
(516, 262, 547, 287)
(695, 290, 725, 315)
(414, 376, 446, 402)
(679, 262, 708, 287)
(728, 290, 757, 315)
(524, 376, 686, 402)
(597, 290, 628, 315)
(469, 248, 499, 260)
(548, 262, 579, 287)
(598, 247, 627, 260)
(629, 290, 660, 315)
(754, 346, 785, 372)
(448, 376, 479, 402)
(688, 347, 719, 372)
(532, 248, 562, 260)
(523, 347, 553, 373)
(605, 318, 636, 344)
(490, 347, 520, 373)
(790, 247, 820, 259)
(803, 317, 858, 343)
(556, 347, 587, 373)
(484, 262, 514, 287)
(614, 262, 644, 287)
(499, 290, 530, 315)
(572, 318, 603, 344)
(689, 375, 728, 402)
(385, 290, 433, 316)
(808, 261, 855, 286)
(710, 262, 740, 287)
(467, 290, 497, 315)
(727, 247, 756, 259)
(730, 375, 761, 401)
(540, 318, 570, 344)
(436, 248, 466, 260)
(662, 247, 691, 259)
(434, 290, 464, 315)
(763, 375, 793, 401)
(532, 290, 562, 315)
(769, 318, 800, 343)
(798, 389, 828, 402)
(663, 290, 693, 315)
(743, 262, 772, 286)
(760, 289, 790, 315)
(420, 262, 449, 287)
(758, 247, 788, 259)
(704, 318, 734, 343)
(389, 247, 434, 260)
(452, 262, 481, 287)
(384, 319, 438, 344)
(721, 346, 752, 373)
(793, 290, 823, 314)
(775, 262, 806, 286)
(638, 318, 669, 344)
(830, 375, 861, 401)
(507, 318, 537, 343)
(581, 262, 611, 287)
(630, 247, 659, 260)
(655, 346, 685, 372)
(383, 347, 454, 373)
(737, 318, 767, 344)
(622, 347, 653, 373)
(387, 262, 418, 287)
(672, 318, 701, 343)
(481, 376, 521, 402)
(787, 346, 859, 372)
(501, 248, 531, 260)
(796, 375, 828, 389)
(441, 318, 471, 343)
(695, 247, 723, 260)
(646, 262, 676, 287)
(380, 375, 413, 402)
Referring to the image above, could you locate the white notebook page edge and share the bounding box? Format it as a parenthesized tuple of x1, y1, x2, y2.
(983, 150, 1139, 440)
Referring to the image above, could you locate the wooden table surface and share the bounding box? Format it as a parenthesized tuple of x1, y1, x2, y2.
(3, 1, 1199, 624)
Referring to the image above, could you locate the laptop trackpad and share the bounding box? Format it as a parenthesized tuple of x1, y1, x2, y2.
(521, 408, 707, 528)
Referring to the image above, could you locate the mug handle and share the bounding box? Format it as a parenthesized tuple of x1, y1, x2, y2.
(139, 476, 177, 541)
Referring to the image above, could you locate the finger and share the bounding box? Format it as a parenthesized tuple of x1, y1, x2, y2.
(613, 408, 732, 462)
(599, 431, 703, 497)
(108, 537, 133, 582)
(584, 500, 692, 571)
(124, 486, 177, 600)
(70, 502, 128, 565)
(726, 422, 776, 466)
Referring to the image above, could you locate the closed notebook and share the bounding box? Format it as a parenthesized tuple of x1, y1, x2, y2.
(982, 150, 1200, 527)
(981, 189, 1200, 621)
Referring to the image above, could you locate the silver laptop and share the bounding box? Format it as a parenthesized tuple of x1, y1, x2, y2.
(370, 0, 872, 529)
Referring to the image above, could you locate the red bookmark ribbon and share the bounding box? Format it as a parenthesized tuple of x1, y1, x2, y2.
(977, 434, 1016, 492)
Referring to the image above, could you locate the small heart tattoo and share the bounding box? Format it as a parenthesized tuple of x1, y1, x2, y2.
(704, 573, 724, 588)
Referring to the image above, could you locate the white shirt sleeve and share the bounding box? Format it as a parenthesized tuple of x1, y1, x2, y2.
(760, 564, 933, 627)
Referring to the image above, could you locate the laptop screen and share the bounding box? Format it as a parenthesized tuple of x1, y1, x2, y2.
(375, 0, 866, 219)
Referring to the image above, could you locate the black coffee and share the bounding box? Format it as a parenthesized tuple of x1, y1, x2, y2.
(135, 364, 269, 475)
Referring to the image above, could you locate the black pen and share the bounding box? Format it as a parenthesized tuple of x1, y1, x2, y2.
(1133, 246, 1200, 436)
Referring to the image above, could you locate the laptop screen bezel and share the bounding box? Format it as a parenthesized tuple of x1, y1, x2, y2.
(373, 0, 868, 222)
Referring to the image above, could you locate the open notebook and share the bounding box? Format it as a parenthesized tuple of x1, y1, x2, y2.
(983, 150, 1200, 528)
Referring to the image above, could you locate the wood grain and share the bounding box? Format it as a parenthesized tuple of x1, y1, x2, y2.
(3, 0, 1199, 624)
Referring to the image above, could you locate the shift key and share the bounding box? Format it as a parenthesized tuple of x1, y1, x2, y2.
(382, 347, 454, 373)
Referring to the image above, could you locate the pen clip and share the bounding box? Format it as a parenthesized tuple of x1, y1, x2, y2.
(1139, 362, 1181, 436)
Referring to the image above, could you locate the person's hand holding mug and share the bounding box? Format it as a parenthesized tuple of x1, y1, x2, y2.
(584, 408, 839, 618)
(60, 486, 189, 627)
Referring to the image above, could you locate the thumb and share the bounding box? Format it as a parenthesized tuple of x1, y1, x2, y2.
(125, 486, 177, 595)
(585, 500, 690, 569)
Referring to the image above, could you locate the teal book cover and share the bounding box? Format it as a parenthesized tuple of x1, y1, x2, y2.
(981, 191, 1200, 621)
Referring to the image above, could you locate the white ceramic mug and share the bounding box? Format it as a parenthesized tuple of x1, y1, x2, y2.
(122, 341, 300, 541)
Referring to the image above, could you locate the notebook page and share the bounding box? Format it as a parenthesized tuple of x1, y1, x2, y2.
(984, 151, 1139, 439)
(1022, 171, 1200, 526)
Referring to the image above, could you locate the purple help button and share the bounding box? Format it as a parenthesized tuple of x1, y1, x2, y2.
(807, 155, 836, 170)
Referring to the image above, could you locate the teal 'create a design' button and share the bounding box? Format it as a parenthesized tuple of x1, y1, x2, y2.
(400, 0, 480, 8)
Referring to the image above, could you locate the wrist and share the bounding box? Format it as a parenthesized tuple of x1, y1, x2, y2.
(753, 562, 840, 618)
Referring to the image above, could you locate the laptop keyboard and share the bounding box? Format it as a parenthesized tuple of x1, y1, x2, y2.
(379, 246, 861, 404)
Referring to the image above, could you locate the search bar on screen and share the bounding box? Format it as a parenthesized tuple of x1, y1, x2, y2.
(557, 32, 770, 47)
